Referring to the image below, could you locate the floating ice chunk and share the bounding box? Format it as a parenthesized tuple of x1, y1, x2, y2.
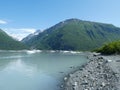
(26, 50, 42, 54)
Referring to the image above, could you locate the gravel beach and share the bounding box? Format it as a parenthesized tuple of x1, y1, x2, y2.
(62, 54, 120, 90)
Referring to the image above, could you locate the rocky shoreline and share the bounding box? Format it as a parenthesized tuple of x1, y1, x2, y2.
(61, 54, 119, 90)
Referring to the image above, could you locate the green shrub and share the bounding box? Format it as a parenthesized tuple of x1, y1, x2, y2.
(96, 41, 120, 55)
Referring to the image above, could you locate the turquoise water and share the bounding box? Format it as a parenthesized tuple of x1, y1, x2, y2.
(0, 50, 88, 90)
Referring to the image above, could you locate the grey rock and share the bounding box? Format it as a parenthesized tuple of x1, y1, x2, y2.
(63, 56, 118, 90)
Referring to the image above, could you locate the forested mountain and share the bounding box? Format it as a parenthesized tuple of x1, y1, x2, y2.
(0, 29, 27, 50)
(22, 19, 120, 51)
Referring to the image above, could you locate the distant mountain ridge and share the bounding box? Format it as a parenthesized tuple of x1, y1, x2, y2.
(22, 18, 120, 51)
(22, 29, 41, 42)
(0, 29, 27, 50)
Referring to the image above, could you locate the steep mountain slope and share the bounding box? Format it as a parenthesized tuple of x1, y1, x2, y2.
(22, 19, 120, 51)
(0, 29, 27, 50)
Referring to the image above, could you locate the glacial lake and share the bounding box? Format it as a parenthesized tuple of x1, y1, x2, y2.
(0, 50, 89, 90)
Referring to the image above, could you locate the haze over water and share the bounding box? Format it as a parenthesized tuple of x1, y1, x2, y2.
(0, 50, 88, 90)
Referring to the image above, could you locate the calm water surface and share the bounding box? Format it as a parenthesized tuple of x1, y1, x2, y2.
(0, 50, 89, 90)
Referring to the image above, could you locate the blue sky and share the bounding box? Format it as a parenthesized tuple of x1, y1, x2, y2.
(0, 0, 120, 40)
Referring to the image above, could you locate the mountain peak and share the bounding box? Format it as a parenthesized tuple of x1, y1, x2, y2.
(64, 18, 82, 22)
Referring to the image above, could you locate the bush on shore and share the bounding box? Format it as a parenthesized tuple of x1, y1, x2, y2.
(95, 41, 120, 55)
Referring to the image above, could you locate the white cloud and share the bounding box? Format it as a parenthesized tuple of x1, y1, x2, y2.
(6, 28, 36, 33)
(9, 33, 27, 41)
(3, 28, 36, 41)
(13, 28, 36, 33)
(0, 20, 7, 24)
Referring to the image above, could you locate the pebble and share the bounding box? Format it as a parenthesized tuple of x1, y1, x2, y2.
(63, 56, 118, 90)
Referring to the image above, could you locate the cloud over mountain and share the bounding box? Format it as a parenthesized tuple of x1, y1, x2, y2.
(0, 20, 7, 24)
(4, 28, 36, 41)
